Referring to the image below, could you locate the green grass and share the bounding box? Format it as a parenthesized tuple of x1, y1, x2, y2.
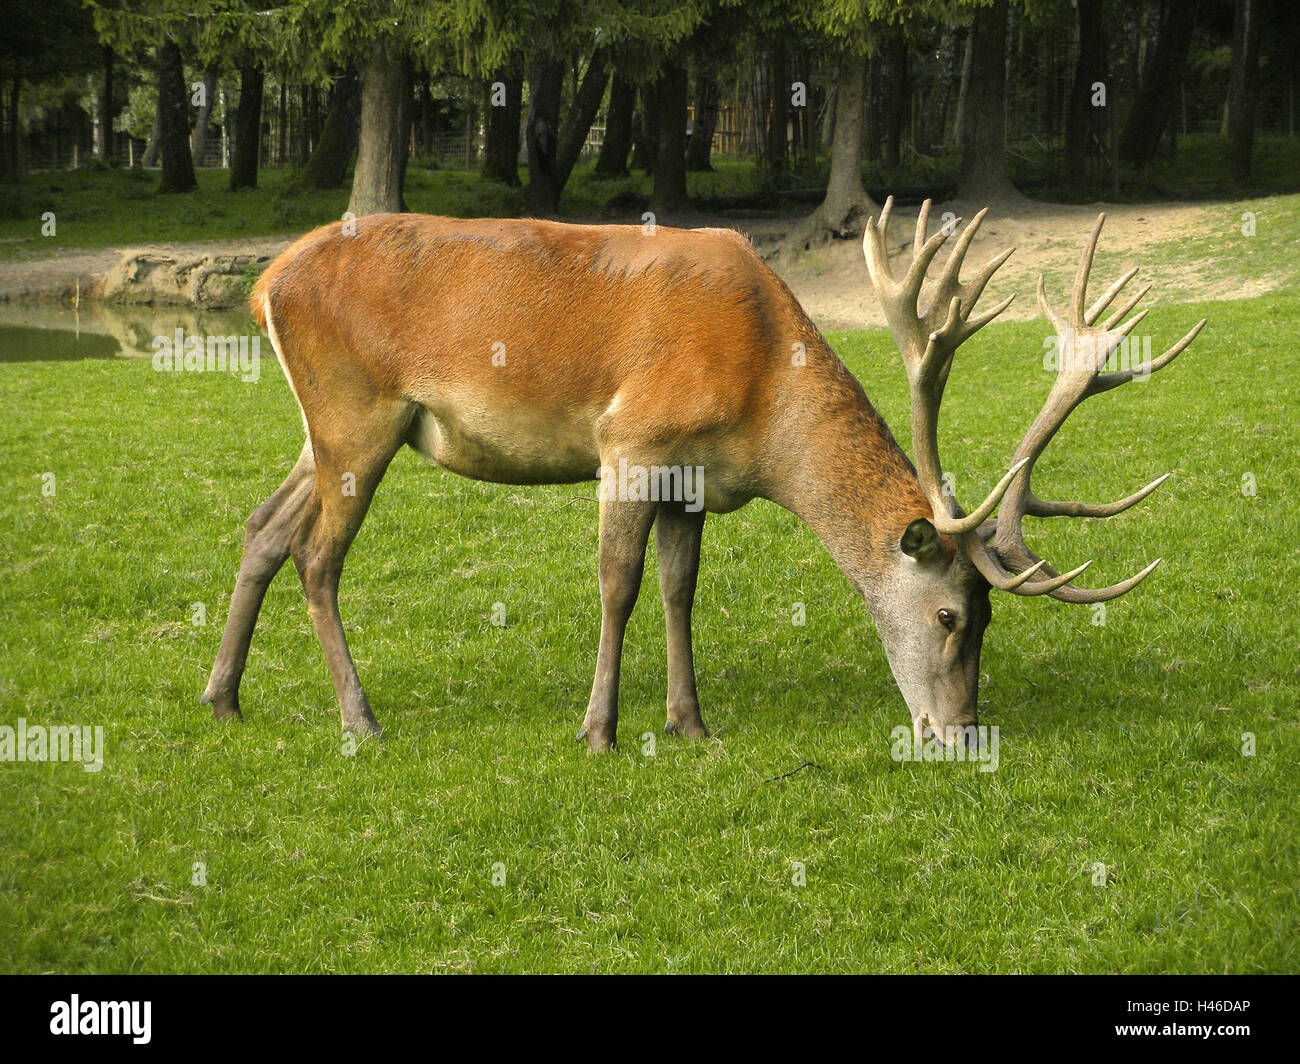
(890, 132, 1300, 203)
(1096, 190, 1300, 292)
(0, 290, 1296, 973)
(1022, 133, 1300, 203)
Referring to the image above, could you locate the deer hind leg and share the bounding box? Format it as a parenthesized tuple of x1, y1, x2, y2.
(203, 439, 316, 720)
(577, 496, 659, 752)
(289, 409, 410, 739)
(654, 503, 708, 738)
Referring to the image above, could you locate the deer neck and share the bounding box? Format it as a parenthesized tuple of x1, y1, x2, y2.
(765, 349, 932, 599)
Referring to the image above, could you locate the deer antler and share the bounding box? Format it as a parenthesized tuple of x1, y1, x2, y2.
(864, 198, 1205, 601)
(986, 212, 1207, 602)
(862, 198, 1021, 536)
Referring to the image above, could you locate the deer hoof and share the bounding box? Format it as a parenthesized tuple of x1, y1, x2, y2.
(343, 713, 384, 740)
(664, 717, 709, 739)
(576, 724, 615, 752)
(201, 690, 241, 721)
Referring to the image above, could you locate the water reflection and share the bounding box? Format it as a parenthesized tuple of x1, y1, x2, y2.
(0, 302, 259, 362)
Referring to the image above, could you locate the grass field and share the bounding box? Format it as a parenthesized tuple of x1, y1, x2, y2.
(0, 288, 1296, 973)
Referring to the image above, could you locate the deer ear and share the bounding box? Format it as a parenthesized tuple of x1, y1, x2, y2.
(900, 518, 943, 564)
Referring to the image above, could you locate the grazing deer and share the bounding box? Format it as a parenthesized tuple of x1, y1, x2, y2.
(202, 200, 1203, 749)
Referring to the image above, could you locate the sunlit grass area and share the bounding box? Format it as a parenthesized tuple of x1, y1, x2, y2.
(0, 290, 1295, 973)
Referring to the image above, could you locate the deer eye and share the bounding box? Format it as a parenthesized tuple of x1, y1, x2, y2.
(937, 609, 956, 631)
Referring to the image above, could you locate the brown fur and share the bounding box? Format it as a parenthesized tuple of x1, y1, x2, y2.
(204, 213, 935, 746)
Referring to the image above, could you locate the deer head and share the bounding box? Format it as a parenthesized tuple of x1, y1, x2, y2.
(862, 198, 1205, 742)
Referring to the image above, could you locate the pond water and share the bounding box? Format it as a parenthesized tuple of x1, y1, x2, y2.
(0, 302, 259, 363)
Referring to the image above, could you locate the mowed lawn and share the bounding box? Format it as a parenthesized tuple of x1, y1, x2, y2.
(0, 289, 1296, 973)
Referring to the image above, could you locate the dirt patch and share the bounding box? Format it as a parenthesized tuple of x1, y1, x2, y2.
(741, 196, 1233, 331)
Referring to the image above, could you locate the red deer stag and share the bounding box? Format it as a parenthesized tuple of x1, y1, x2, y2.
(202, 200, 1203, 749)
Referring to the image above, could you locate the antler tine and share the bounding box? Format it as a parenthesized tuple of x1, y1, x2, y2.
(965, 538, 1092, 595)
(905, 199, 956, 294)
(1150, 318, 1206, 371)
(1015, 559, 1093, 596)
(1017, 552, 1163, 603)
(937, 207, 989, 294)
(878, 194, 894, 234)
(1100, 282, 1152, 331)
(998, 557, 1047, 590)
(960, 292, 1017, 344)
(1070, 213, 1106, 327)
(1036, 273, 1067, 334)
(930, 457, 1030, 537)
(1113, 308, 1150, 340)
(1085, 266, 1139, 326)
(1094, 318, 1205, 392)
(863, 196, 904, 299)
(1027, 473, 1172, 518)
(972, 529, 1160, 601)
(964, 245, 1016, 317)
(915, 199, 931, 254)
(1051, 557, 1162, 603)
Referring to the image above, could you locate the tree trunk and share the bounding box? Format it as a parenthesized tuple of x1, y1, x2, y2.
(595, 74, 636, 177)
(865, 51, 882, 161)
(630, 82, 659, 172)
(1, 77, 21, 180)
(766, 42, 789, 175)
(228, 56, 263, 191)
(885, 34, 908, 169)
(787, 50, 874, 249)
(276, 78, 287, 166)
(650, 57, 689, 212)
(1227, 0, 1262, 181)
(157, 37, 197, 193)
(482, 69, 523, 186)
(291, 67, 359, 191)
(142, 87, 163, 167)
(524, 52, 564, 213)
(934, 26, 959, 150)
(1065, 0, 1105, 190)
(304, 84, 322, 156)
(820, 83, 836, 149)
(465, 90, 479, 167)
(957, 0, 1017, 201)
(1117, 0, 1197, 166)
(554, 51, 610, 193)
(348, 36, 410, 215)
(952, 27, 973, 148)
(687, 69, 718, 172)
(97, 46, 116, 160)
(190, 68, 217, 165)
(416, 75, 432, 158)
